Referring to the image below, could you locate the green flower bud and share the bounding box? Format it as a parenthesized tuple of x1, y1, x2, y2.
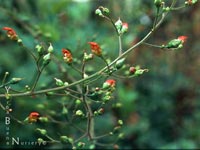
(60, 136, 73, 144)
(75, 99, 82, 105)
(163, 7, 170, 12)
(135, 69, 147, 76)
(62, 107, 68, 115)
(97, 108, 104, 115)
(102, 7, 109, 14)
(109, 132, 113, 135)
(36, 44, 43, 55)
(115, 58, 125, 69)
(10, 78, 23, 84)
(154, 0, 163, 8)
(39, 117, 49, 123)
(112, 102, 122, 108)
(43, 53, 51, 66)
(60, 136, 68, 143)
(95, 9, 103, 17)
(77, 142, 85, 148)
(36, 128, 47, 135)
(47, 43, 53, 53)
(75, 110, 84, 116)
(54, 78, 64, 86)
(37, 138, 44, 144)
(118, 120, 123, 126)
(17, 39, 23, 46)
(103, 95, 112, 102)
(94, 111, 98, 116)
(64, 82, 69, 86)
(115, 18, 122, 33)
(89, 144, 95, 149)
(118, 133, 124, 139)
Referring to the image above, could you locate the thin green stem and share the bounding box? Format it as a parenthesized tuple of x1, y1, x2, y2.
(45, 135, 60, 143)
(171, 5, 186, 10)
(100, 56, 111, 75)
(103, 15, 120, 36)
(81, 61, 94, 140)
(143, 42, 163, 48)
(2, 72, 9, 85)
(153, 7, 160, 30)
(118, 36, 122, 56)
(31, 66, 45, 92)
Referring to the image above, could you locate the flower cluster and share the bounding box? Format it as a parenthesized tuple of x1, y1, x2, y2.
(95, 6, 110, 17)
(62, 48, 73, 64)
(102, 79, 116, 102)
(2, 27, 18, 40)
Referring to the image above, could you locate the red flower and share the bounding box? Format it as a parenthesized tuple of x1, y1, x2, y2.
(121, 23, 128, 33)
(88, 42, 102, 56)
(178, 36, 188, 43)
(62, 48, 73, 64)
(103, 79, 116, 89)
(106, 79, 116, 87)
(28, 112, 40, 123)
(2, 27, 18, 40)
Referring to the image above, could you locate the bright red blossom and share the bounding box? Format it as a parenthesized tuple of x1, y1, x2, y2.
(105, 79, 116, 87)
(62, 48, 73, 64)
(28, 112, 40, 123)
(2, 27, 18, 40)
(178, 36, 188, 43)
(122, 23, 128, 32)
(88, 42, 102, 56)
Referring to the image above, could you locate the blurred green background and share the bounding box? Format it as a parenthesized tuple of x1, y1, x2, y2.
(0, 0, 200, 149)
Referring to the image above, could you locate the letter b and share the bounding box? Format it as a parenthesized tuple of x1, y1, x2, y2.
(5, 117, 10, 125)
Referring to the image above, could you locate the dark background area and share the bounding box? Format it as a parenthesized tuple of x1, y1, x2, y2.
(0, 0, 200, 149)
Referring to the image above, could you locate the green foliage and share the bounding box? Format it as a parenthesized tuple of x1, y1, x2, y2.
(0, 0, 200, 149)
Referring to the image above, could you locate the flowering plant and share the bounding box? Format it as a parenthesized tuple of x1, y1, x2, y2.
(0, 1, 198, 149)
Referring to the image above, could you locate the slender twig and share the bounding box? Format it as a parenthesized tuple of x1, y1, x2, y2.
(74, 133, 87, 143)
(81, 61, 94, 140)
(118, 36, 122, 56)
(2, 72, 9, 85)
(45, 135, 60, 143)
(171, 5, 185, 10)
(142, 42, 163, 48)
(31, 65, 45, 92)
(153, 7, 160, 30)
(100, 56, 111, 75)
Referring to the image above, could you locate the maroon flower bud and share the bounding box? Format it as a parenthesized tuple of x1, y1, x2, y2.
(129, 67, 136, 74)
